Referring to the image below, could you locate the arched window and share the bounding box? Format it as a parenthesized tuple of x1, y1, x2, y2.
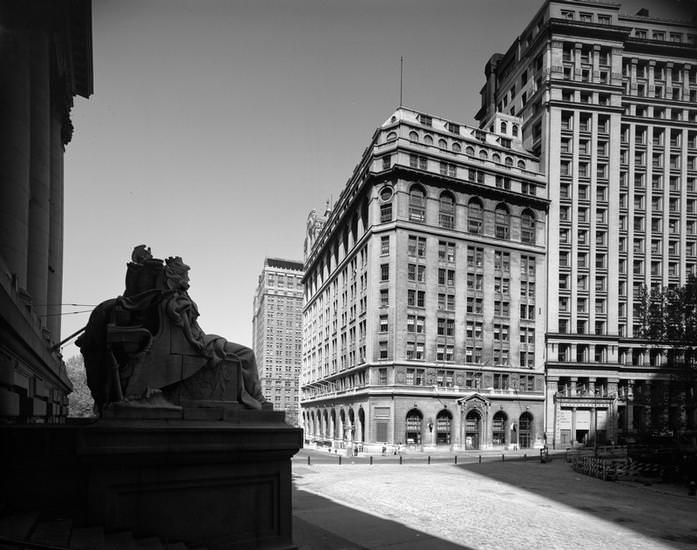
(512, 124, 519, 137)
(439, 192, 455, 229)
(492, 153, 501, 163)
(465, 410, 481, 449)
(424, 134, 433, 145)
(452, 142, 462, 152)
(479, 150, 488, 160)
(409, 185, 426, 223)
(409, 131, 419, 141)
(438, 138, 447, 149)
(521, 209, 536, 244)
(517, 160, 526, 169)
(468, 198, 483, 234)
(436, 410, 452, 445)
(495, 203, 510, 239)
(465, 146, 475, 156)
(386, 131, 397, 141)
(518, 412, 533, 448)
(405, 409, 423, 445)
(505, 156, 514, 167)
(501, 121, 508, 134)
(492, 411, 507, 446)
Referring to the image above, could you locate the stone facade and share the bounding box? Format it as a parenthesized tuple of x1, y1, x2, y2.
(475, 0, 697, 446)
(301, 108, 549, 452)
(0, 0, 93, 423)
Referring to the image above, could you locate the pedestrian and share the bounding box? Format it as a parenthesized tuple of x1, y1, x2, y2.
(382, 445, 386, 456)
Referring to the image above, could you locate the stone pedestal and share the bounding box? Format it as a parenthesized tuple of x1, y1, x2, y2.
(1, 412, 302, 550)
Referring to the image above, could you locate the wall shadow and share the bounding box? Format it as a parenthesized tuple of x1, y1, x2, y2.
(293, 483, 472, 550)
(454, 458, 697, 548)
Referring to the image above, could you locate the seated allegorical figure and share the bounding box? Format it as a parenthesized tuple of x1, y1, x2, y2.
(77, 245, 269, 412)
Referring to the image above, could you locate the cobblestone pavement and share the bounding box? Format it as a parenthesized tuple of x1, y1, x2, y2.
(292, 459, 697, 550)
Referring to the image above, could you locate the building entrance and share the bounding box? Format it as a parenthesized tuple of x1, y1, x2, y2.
(465, 411, 481, 449)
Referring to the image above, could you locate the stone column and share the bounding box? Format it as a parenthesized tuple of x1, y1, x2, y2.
(27, 33, 51, 323)
(0, 30, 31, 288)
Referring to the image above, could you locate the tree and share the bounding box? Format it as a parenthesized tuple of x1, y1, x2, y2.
(636, 276, 697, 443)
(65, 354, 95, 417)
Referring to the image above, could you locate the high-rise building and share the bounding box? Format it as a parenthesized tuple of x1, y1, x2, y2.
(301, 107, 549, 452)
(301, 1, 697, 452)
(476, 0, 697, 448)
(252, 258, 304, 425)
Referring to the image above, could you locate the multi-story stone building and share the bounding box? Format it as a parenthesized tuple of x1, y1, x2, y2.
(301, 107, 549, 452)
(475, 0, 697, 447)
(0, 1, 93, 423)
(252, 258, 304, 425)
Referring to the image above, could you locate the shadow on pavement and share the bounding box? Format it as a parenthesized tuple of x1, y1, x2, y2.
(293, 483, 472, 550)
(454, 458, 697, 549)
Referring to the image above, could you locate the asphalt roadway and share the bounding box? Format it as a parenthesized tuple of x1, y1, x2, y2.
(291, 448, 697, 550)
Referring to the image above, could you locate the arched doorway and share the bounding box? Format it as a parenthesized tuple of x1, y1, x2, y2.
(492, 411, 507, 446)
(358, 408, 365, 443)
(339, 409, 346, 442)
(330, 409, 337, 441)
(322, 410, 329, 440)
(519, 412, 533, 448)
(436, 410, 452, 445)
(348, 408, 355, 441)
(465, 410, 481, 450)
(405, 409, 423, 445)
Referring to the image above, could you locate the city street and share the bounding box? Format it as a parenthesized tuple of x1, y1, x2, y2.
(292, 451, 697, 550)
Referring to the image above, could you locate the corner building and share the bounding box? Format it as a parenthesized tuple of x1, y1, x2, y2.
(476, 1, 697, 446)
(301, 107, 549, 452)
(252, 258, 304, 426)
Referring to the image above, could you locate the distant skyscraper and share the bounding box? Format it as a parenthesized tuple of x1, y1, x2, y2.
(252, 258, 304, 426)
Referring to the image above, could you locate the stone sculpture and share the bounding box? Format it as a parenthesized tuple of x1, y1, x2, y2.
(76, 246, 269, 413)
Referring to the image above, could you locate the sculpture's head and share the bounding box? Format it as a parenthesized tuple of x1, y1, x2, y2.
(164, 256, 191, 290)
(131, 244, 153, 264)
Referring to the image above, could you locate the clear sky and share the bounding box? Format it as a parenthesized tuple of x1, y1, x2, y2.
(61, 0, 694, 359)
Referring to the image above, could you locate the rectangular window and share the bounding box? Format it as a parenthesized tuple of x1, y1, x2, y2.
(381, 236, 390, 255)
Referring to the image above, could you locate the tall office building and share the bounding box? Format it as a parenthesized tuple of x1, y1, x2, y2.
(475, 1, 697, 447)
(252, 258, 304, 426)
(301, 107, 549, 451)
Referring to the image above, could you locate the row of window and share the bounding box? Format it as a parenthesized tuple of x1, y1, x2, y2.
(386, 186, 538, 243)
(376, 341, 535, 369)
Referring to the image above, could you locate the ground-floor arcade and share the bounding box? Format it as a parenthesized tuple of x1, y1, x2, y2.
(301, 391, 545, 453)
